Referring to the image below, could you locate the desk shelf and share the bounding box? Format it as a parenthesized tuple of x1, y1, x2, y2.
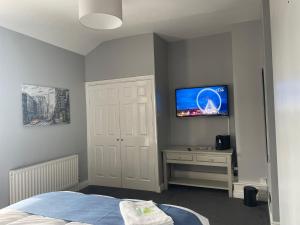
(168, 177, 228, 190)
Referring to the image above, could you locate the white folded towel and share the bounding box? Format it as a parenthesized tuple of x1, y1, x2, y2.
(119, 200, 174, 225)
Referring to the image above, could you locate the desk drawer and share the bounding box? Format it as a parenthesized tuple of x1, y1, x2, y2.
(166, 153, 193, 161)
(196, 155, 227, 164)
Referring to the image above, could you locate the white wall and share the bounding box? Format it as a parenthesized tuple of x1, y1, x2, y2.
(0, 27, 87, 208)
(231, 21, 268, 183)
(269, 0, 300, 224)
(168, 33, 235, 147)
(85, 34, 155, 81)
(262, 0, 280, 222)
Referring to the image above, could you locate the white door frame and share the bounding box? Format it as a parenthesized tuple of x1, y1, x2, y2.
(85, 75, 160, 192)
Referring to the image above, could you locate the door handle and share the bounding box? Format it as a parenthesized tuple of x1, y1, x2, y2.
(121, 139, 124, 141)
(116, 138, 120, 141)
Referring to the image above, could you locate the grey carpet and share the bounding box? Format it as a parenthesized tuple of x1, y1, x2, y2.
(80, 185, 270, 225)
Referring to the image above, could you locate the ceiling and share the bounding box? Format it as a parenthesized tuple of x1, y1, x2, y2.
(0, 0, 262, 55)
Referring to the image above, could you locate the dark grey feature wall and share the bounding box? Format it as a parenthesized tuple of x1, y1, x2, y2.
(154, 34, 170, 184)
(168, 33, 235, 147)
(154, 34, 170, 149)
(0, 27, 87, 208)
(85, 34, 155, 81)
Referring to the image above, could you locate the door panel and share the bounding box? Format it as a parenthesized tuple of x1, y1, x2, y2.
(140, 146, 150, 180)
(138, 103, 148, 135)
(107, 146, 120, 178)
(119, 80, 156, 191)
(88, 84, 122, 187)
(123, 146, 136, 179)
(123, 104, 134, 135)
(87, 77, 158, 192)
(94, 146, 104, 177)
(94, 106, 105, 135)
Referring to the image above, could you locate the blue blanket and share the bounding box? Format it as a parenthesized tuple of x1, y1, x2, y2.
(8, 192, 203, 225)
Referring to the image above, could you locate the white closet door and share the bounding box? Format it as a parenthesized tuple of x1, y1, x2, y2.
(88, 84, 122, 187)
(119, 80, 157, 191)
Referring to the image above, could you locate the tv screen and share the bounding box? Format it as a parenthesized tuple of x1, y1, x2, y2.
(176, 85, 229, 117)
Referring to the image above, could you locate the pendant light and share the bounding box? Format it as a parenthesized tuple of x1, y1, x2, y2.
(79, 0, 123, 30)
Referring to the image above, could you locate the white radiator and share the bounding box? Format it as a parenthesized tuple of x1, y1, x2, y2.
(9, 155, 79, 204)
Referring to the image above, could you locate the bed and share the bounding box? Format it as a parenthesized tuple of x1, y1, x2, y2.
(0, 192, 210, 225)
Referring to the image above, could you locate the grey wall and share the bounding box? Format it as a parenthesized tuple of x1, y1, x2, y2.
(231, 21, 268, 183)
(270, 0, 300, 224)
(85, 34, 155, 81)
(153, 34, 170, 184)
(168, 33, 235, 147)
(261, 0, 280, 222)
(0, 27, 87, 208)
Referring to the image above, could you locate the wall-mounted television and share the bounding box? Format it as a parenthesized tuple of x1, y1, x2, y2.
(176, 85, 229, 117)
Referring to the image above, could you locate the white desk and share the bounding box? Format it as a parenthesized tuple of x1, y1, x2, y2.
(162, 147, 233, 197)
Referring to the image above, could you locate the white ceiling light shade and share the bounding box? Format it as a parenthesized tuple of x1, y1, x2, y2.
(79, 0, 123, 30)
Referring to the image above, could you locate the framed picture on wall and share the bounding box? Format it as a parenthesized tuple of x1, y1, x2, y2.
(22, 85, 70, 127)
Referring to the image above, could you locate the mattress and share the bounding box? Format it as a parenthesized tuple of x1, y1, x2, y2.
(0, 208, 89, 225)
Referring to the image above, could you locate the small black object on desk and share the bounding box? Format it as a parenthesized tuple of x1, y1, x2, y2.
(216, 135, 231, 150)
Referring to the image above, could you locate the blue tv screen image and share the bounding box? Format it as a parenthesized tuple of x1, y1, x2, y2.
(176, 85, 229, 117)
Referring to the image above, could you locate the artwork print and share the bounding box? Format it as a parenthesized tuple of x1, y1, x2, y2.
(22, 85, 70, 127)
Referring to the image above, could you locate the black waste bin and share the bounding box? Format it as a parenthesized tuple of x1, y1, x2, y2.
(244, 186, 258, 207)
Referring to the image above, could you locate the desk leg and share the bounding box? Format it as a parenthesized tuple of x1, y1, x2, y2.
(227, 155, 233, 197)
(163, 153, 169, 190)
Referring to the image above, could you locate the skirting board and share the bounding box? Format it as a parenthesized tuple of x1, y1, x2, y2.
(271, 222, 280, 225)
(233, 181, 268, 201)
(68, 180, 89, 192)
(78, 180, 89, 191)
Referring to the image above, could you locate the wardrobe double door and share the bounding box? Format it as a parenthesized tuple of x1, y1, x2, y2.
(87, 78, 158, 192)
